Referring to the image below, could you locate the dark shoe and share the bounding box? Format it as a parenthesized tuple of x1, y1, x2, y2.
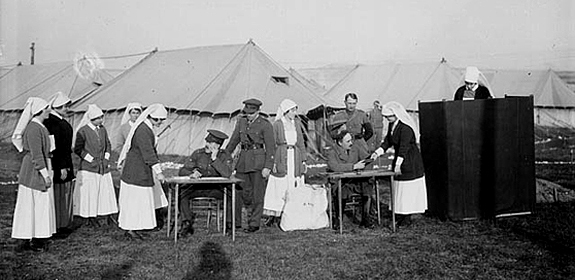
(263, 216, 276, 227)
(179, 221, 194, 238)
(14, 240, 34, 252)
(30, 239, 48, 252)
(244, 226, 259, 233)
(88, 218, 101, 228)
(124, 230, 144, 241)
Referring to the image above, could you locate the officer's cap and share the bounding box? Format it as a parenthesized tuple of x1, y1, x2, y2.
(205, 129, 229, 145)
(242, 98, 263, 114)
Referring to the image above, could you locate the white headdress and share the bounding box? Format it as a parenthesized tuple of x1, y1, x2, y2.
(72, 104, 104, 147)
(12, 97, 49, 152)
(462, 66, 493, 97)
(49, 91, 71, 108)
(118, 103, 167, 166)
(381, 101, 420, 143)
(120, 102, 143, 125)
(275, 99, 297, 121)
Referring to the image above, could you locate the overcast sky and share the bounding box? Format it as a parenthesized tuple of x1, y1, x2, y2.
(1, 0, 573, 70)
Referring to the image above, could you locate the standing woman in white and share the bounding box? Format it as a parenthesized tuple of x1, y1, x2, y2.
(371, 101, 427, 227)
(11, 97, 56, 251)
(263, 99, 306, 228)
(73, 104, 118, 227)
(117, 104, 168, 240)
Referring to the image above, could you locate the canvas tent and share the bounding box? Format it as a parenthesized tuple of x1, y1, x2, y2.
(299, 61, 575, 128)
(72, 41, 337, 155)
(0, 61, 116, 141)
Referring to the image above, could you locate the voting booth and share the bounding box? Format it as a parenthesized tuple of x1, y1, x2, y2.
(419, 96, 535, 221)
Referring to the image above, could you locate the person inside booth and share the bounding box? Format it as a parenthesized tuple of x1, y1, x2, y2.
(454, 66, 493, 101)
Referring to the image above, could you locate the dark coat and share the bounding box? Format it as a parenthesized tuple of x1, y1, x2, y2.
(379, 121, 425, 181)
(326, 142, 369, 172)
(453, 85, 492, 100)
(225, 115, 275, 173)
(44, 113, 74, 183)
(74, 124, 111, 174)
(271, 118, 306, 177)
(120, 122, 159, 187)
(179, 148, 233, 178)
(18, 120, 51, 191)
(331, 109, 374, 141)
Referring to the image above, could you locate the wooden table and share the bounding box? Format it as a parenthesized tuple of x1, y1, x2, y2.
(164, 176, 243, 242)
(325, 169, 397, 234)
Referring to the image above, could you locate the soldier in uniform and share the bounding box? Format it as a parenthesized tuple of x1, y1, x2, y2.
(330, 92, 373, 153)
(225, 98, 275, 233)
(367, 100, 384, 152)
(43, 92, 75, 236)
(177, 129, 240, 237)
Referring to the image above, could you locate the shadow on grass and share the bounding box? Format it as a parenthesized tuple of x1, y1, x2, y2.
(183, 241, 232, 280)
(100, 260, 134, 280)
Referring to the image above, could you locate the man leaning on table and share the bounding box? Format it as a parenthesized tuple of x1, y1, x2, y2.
(326, 120, 375, 229)
(177, 129, 241, 237)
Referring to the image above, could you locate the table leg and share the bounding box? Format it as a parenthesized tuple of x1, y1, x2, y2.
(175, 184, 179, 243)
(167, 184, 172, 237)
(327, 183, 332, 229)
(223, 185, 227, 236)
(390, 177, 395, 233)
(375, 177, 381, 225)
(338, 179, 343, 235)
(232, 183, 236, 241)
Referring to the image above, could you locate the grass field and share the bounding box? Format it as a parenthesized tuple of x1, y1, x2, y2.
(1, 126, 575, 280)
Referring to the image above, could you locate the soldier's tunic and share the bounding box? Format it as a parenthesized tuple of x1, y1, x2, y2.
(178, 148, 241, 225)
(331, 109, 373, 152)
(326, 142, 374, 199)
(225, 115, 275, 228)
(44, 112, 75, 229)
(73, 123, 118, 218)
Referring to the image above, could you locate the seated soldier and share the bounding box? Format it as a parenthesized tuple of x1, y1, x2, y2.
(177, 129, 241, 237)
(326, 129, 375, 229)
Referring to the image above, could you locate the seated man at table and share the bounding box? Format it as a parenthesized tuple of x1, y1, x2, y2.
(177, 129, 241, 237)
(326, 129, 375, 229)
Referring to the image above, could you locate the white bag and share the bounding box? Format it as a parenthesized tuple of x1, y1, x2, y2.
(280, 184, 329, 231)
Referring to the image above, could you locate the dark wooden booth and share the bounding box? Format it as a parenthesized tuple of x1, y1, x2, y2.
(419, 96, 535, 221)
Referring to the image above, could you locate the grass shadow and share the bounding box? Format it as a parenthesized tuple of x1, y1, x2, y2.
(183, 241, 232, 280)
(100, 260, 134, 280)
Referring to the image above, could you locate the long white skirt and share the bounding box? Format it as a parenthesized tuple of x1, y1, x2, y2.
(73, 171, 118, 217)
(393, 176, 428, 214)
(118, 181, 156, 230)
(152, 174, 168, 209)
(264, 148, 304, 216)
(12, 185, 57, 239)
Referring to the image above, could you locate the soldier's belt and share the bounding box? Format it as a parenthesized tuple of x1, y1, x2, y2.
(241, 143, 264, 150)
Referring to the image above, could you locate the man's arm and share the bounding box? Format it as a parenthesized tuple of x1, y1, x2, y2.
(211, 150, 233, 177)
(179, 150, 200, 176)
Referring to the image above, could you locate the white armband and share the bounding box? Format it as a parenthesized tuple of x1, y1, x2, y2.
(396, 156, 404, 166)
(84, 153, 94, 163)
(40, 168, 49, 178)
(151, 163, 163, 175)
(374, 147, 384, 157)
(104, 152, 110, 160)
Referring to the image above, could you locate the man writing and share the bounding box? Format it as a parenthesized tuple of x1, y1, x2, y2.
(178, 130, 239, 237)
(326, 126, 374, 229)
